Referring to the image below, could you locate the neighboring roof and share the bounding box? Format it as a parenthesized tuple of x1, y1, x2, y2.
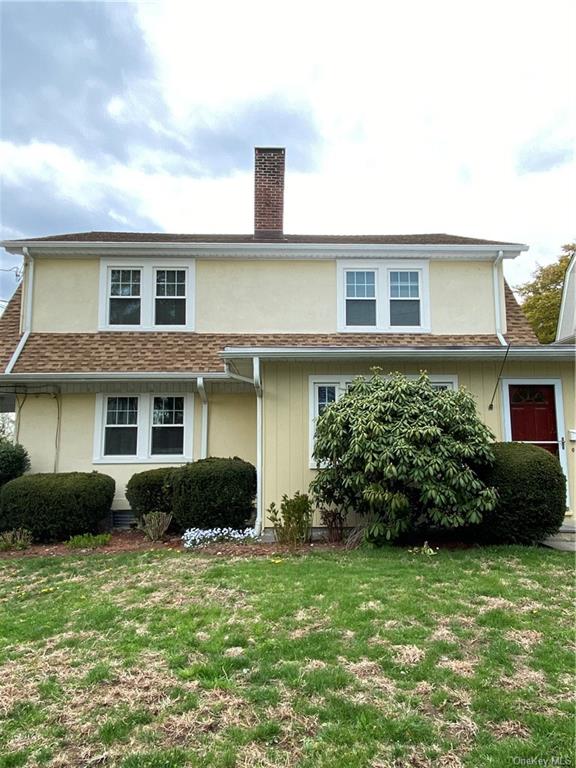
(556, 251, 576, 342)
(0, 282, 541, 377)
(4, 231, 523, 247)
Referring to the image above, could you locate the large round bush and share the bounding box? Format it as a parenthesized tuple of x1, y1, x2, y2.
(0, 438, 30, 487)
(171, 457, 256, 530)
(126, 467, 174, 520)
(0, 472, 115, 542)
(310, 372, 497, 542)
(475, 442, 566, 544)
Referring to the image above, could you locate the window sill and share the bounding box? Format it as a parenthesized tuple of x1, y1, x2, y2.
(338, 326, 432, 334)
(98, 326, 195, 332)
(93, 456, 192, 465)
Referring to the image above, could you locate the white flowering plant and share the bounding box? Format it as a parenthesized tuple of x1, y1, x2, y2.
(181, 527, 257, 549)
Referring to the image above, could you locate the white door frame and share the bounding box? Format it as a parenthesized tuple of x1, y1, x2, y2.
(501, 378, 569, 501)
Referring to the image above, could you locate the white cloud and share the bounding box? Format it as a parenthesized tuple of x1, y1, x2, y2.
(2, 0, 574, 286)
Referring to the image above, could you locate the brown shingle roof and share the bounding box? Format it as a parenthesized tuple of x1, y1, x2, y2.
(0, 286, 22, 370)
(0, 281, 540, 376)
(504, 283, 539, 344)
(6, 231, 522, 246)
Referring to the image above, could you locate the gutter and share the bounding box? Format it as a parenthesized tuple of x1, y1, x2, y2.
(221, 345, 575, 362)
(5, 247, 34, 374)
(493, 250, 507, 346)
(197, 376, 209, 459)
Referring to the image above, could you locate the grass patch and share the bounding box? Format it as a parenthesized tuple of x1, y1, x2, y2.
(0, 546, 573, 766)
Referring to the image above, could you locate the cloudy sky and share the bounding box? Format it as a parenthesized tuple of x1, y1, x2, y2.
(1, 0, 575, 305)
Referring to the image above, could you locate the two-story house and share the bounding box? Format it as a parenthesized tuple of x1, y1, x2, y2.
(0, 147, 574, 534)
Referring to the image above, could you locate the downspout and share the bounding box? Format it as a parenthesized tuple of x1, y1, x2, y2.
(253, 356, 263, 537)
(223, 359, 264, 537)
(5, 247, 34, 374)
(493, 250, 507, 346)
(197, 376, 209, 459)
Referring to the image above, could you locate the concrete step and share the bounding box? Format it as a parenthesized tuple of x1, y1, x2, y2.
(543, 539, 576, 552)
(544, 521, 576, 552)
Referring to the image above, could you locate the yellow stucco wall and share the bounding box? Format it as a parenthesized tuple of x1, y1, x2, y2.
(17, 391, 256, 509)
(430, 261, 496, 334)
(195, 259, 338, 333)
(31, 259, 100, 332)
(261, 360, 575, 527)
(28, 256, 497, 335)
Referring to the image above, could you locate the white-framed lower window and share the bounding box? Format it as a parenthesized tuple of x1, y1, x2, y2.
(337, 260, 430, 332)
(308, 374, 458, 466)
(99, 258, 195, 331)
(94, 392, 194, 463)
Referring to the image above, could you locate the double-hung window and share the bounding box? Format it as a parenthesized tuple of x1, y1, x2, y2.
(389, 270, 420, 326)
(96, 393, 193, 462)
(338, 261, 429, 332)
(100, 259, 194, 330)
(109, 269, 141, 326)
(151, 396, 184, 455)
(345, 271, 377, 326)
(155, 270, 186, 325)
(104, 397, 139, 456)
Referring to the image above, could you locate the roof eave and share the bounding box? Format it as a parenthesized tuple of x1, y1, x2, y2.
(1, 240, 528, 259)
(221, 345, 574, 361)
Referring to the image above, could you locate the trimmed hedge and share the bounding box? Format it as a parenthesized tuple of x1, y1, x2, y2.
(0, 439, 30, 488)
(476, 442, 566, 544)
(171, 457, 256, 530)
(0, 472, 115, 542)
(125, 467, 174, 520)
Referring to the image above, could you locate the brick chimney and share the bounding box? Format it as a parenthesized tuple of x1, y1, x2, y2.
(254, 147, 285, 239)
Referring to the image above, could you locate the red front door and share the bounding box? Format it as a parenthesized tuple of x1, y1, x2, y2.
(508, 384, 559, 456)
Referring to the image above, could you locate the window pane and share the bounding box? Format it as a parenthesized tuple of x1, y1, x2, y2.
(106, 397, 138, 425)
(109, 298, 141, 325)
(390, 299, 420, 326)
(317, 385, 336, 415)
(104, 426, 137, 455)
(390, 271, 419, 298)
(155, 298, 186, 325)
(153, 396, 184, 425)
(346, 299, 376, 326)
(346, 271, 375, 298)
(151, 426, 184, 455)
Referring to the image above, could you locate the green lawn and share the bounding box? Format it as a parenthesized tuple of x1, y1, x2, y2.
(0, 547, 573, 767)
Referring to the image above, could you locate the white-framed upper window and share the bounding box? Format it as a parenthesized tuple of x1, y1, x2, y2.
(154, 269, 187, 326)
(308, 374, 458, 466)
(337, 260, 430, 332)
(94, 392, 194, 463)
(99, 259, 195, 331)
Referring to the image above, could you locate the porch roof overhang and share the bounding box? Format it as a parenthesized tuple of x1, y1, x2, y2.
(221, 345, 575, 362)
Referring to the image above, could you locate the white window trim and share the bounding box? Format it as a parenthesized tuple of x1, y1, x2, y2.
(98, 258, 195, 331)
(337, 260, 431, 333)
(93, 392, 194, 463)
(501, 378, 569, 504)
(308, 374, 458, 467)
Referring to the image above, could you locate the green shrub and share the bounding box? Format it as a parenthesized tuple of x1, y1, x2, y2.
(0, 528, 33, 551)
(268, 492, 313, 545)
(171, 457, 256, 530)
(66, 532, 112, 550)
(0, 472, 115, 543)
(475, 442, 566, 544)
(138, 511, 172, 542)
(310, 371, 497, 542)
(126, 467, 174, 520)
(0, 438, 30, 487)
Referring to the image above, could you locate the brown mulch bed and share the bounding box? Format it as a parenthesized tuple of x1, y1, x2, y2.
(0, 530, 345, 559)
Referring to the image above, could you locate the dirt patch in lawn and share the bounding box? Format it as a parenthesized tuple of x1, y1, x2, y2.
(0, 530, 346, 560)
